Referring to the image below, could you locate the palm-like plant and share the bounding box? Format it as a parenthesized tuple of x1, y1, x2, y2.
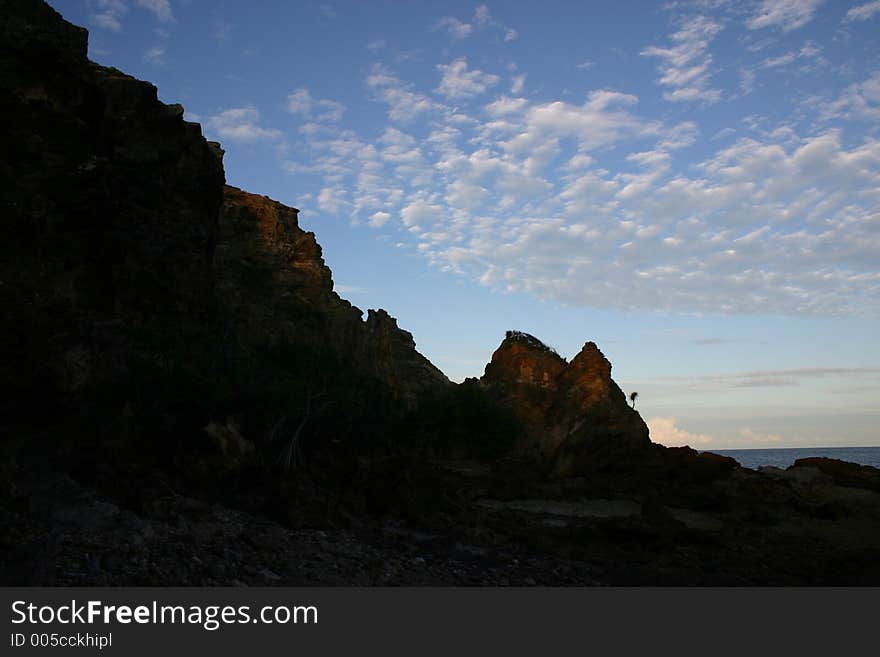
(629, 391, 638, 409)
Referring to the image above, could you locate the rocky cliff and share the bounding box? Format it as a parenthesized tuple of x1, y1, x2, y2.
(217, 186, 449, 407)
(0, 0, 447, 451)
(480, 331, 654, 475)
(1, 0, 224, 430)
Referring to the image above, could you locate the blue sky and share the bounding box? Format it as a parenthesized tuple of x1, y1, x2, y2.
(51, 0, 880, 449)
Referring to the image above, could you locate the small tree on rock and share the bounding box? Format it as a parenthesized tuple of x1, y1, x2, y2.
(629, 391, 638, 409)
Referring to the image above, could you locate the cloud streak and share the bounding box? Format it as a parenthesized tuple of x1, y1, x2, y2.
(205, 107, 282, 143)
(435, 5, 518, 42)
(642, 16, 723, 104)
(843, 1, 880, 22)
(747, 0, 824, 32)
(646, 367, 880, 392)
(136, 0, 174, 23)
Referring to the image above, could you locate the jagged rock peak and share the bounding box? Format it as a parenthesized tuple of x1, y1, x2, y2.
(478, 330, 651, 473)
(483, 330, 566, 390)
(568, 341, 612, 378)
(367, 308, 399, 325)
(366, 308, 410, 342)
(361, 307, 450, 406)
(502, 330, 563, 357)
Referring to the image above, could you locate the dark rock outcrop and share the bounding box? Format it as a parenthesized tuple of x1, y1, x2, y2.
(480, 331, 655, 476)
(216, 186, 353, 350)
(0, 1, 446, 444)
(362, 308, 450, 407)
(789, 457, 880, 493)
(1, 0, 224, 426)
(217, 186, 449, 407)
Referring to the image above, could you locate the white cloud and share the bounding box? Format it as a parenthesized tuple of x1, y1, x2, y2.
(435, 16, 473, 40)
(91, 0, 127, 32)
(739, 68, 757, 95)
(317, 186, 348, 213)
(285, 50, 880, 318)
(93, 13, 123, 31)
(442, 129, 879, 315)
(379, 128, 434, 187)
(815, 71, 880, 122)
(143, 43, 166, 64)
(286, 89, 312, 115)
(436, 58, 501, 100)
(92, 0, 175, 32)
(335, 284, 367, 295)
(474, 4, 491, 26)
(510, 74, 526, 95)
(137, 0, 174, 23)
(205, 107, 282, 142)
(446, 179, 489, 211)
(844, 1, 880, 22)
(367, 64, 442, 122)
(759, 42, 826, 70)
(641, 16, 723, 104)
(475, 4, 519, 41)
(369, 211, 391, 228)
(435, 5, 518, 42)
(747, 0, 824, 32)
(521, 90, 655, 151)
(401, 196, 444, 228)
(286, 88, 345, 122)
(484, 96, 528, 116)
(648, 417, 713, 447)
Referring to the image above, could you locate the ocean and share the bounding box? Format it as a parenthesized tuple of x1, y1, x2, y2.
(707, 446, 880, 470)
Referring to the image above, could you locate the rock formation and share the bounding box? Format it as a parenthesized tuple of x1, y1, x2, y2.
(0, 0, 446, 445)
(1, 0, 224, 429)
(480, 331, 654, 475)
(217, 186, 449, 407)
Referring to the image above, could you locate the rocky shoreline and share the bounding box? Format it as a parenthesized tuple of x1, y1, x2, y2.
(3, 448, 879, 585)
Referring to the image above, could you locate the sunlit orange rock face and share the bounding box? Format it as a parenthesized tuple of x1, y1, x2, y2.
(483, 334, 567, 390)
(480, 331, 654, 475)
(481, 332, 567, 441)
(217, 186, 449, 407)
(559, 342, 614, 409)
(217, 185, 349, 348)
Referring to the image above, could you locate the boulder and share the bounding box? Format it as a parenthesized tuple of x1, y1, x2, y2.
(789, 458, 880, 492)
